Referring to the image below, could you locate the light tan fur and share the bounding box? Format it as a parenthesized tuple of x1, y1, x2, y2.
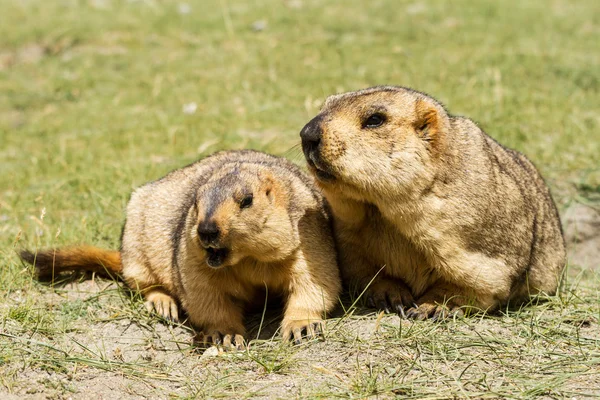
(21, 150, 341, 347)
(300, 86, 566, 319)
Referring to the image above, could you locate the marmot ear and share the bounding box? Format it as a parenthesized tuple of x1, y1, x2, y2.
(191, 191, 199, 213)
(265, 183, 273, 200)
(413, 99, 441, 143)
(259, 171, 276, 200)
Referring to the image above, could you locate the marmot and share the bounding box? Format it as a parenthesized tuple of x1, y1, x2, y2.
(300, 86, 566, 319)
(20, 150, 341, 348)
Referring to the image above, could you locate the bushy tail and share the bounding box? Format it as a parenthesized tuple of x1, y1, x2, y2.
(20, 246, 122, 279)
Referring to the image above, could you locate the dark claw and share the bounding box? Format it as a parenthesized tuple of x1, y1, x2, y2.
(314, 322, 323, 336)
(406, 306, 428, 321)
(212, 332, 222, 345)
(395, 304, 407, 319)
(367, 296, 376, 308)
(431, 311, 444, 322)
(377, 300, 390, 314)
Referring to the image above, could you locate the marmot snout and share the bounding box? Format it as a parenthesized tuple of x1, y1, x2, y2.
(192, 166, 293, 268)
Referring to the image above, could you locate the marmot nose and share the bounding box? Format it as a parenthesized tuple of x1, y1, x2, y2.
(197, 221, 220, 245)
(300, 115, 323, 151)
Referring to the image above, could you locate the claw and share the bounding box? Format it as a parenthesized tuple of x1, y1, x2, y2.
(367, 296, 376, 308)
(283, 319, 325, 344)
(293, 328, 302, 345)
(145, 301, 154, 314)
(314, 322, 323, 336)
(144, 291, 179, 323)
(205, 331, 221, 346)
(377, 300, 390, 314)
(395, 303, 407, 319)
(195, 330, 245, 351)
(305, 323, 316, 339)
(154, 301, 164, 317)
(170, 302, 179, 322)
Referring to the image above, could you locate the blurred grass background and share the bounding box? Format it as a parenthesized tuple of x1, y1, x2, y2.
(1, 0, 599, 257)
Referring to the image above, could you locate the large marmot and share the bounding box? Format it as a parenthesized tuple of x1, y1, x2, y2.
(300, 86, 565, 319)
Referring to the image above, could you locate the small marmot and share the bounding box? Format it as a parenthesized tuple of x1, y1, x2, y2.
(20, 150, 341, 348)
(300, 86, 566, 319)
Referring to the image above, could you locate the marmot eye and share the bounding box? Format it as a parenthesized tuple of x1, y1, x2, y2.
(240, 194, 253, 209)
(363, 113, 386, 128)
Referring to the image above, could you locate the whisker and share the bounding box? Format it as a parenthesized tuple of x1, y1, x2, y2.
(283, 144, 304, 162)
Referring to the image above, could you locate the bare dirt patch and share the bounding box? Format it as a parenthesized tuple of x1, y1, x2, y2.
(2, 271, 600, 398)
(563, 202, 600, 270)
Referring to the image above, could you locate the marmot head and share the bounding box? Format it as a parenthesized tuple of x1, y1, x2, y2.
(192, 164, 297, 269)
(300, 86, 450, 202)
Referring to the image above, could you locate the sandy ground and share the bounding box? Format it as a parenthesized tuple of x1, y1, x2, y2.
(563, 203, 600, 270)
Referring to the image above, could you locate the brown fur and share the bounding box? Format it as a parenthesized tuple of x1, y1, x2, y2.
(300, 86, 566, 319)
(20, 150, 341, 348)
(20, 246, 121, 278)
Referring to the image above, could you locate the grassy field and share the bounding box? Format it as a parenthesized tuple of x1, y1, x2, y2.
(1, 0, 599, 398)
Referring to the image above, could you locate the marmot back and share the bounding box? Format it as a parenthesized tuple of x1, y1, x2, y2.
(21, 150, 341, 348)
(300, 86, 565, 319)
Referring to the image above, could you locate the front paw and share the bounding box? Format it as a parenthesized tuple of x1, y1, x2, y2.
(195, 330, 246, 351)
(365, 278, 414, 317)
(144, 290, 179, 322)
(282, 319, 325, 345)
(406, 301, 464, 321)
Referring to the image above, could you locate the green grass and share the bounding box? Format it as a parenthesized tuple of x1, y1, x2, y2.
(1, 0, 599, 398)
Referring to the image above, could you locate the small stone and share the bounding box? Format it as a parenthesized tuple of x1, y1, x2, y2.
(178, 3, 191, 14)
(182, 102, 197, 115)
(406, 2, 426, 15)
(285, 0, 303, 9)
(199, 346, 219, 360)
(251, 20, 268, 32)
